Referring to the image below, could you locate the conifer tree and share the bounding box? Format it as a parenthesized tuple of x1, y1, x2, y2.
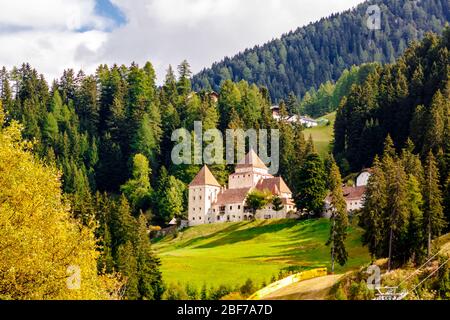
(404, 174, 425, 263)
(326, 159, 349, 272)
(294, 153, 327, 215)
(385, 158, 408, 271)
(360, 156, 387, 259)
(423, 150, 446, 256)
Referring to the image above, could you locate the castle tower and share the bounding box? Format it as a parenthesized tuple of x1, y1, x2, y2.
(228, 149, 272, 189)
(188, 165, 221, 226)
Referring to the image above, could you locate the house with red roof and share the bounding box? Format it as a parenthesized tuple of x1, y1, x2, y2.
(188, 150, 296, 226)
(323, 169, 372, 217)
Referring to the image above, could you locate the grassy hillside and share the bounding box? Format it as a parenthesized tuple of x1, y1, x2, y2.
(153, 218, 370, 289)
(303, 112, 335, 157)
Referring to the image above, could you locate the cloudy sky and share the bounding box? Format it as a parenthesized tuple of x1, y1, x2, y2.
(0, 0, 365, 84)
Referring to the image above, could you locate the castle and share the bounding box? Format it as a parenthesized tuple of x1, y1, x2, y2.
(188, 150, 296, 226)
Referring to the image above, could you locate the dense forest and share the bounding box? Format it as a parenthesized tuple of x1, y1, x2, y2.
(333, 29, 450, 273)
(0, 55, 327, 299)
(0, 4, 449, 299)
(333, 28, 449, 174)
(192, 0, 449, 112)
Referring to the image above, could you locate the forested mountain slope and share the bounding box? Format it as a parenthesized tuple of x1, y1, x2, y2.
(192, 0, 449, 102)
(333, 28, 450, 173)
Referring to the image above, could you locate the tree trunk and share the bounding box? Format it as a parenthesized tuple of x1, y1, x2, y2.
(427, 220, 431, 258)
(388, 227, 393, 272)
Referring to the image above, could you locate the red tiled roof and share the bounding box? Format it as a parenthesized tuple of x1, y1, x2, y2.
(213, 188, 251, 206)
(342, 186, 366, 200)
(256, 177, 292, 194)
(189, 165, 221, 187)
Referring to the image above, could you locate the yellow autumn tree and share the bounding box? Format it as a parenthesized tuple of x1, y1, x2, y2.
(0, 108, 121, 300)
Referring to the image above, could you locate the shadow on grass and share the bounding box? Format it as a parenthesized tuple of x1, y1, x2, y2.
(194, 219, 307, 249)
(172, 221, 254, 249)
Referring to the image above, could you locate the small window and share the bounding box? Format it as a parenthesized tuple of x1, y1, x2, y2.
(193, 208, 195, 211)
(199, 196, 202, 200)
(193, 196, 196, 200)
(193, 217, 195, 220)
(238, 205, 241, 210)
(230, 206, 232, 210)
(199, 217, 202, 220)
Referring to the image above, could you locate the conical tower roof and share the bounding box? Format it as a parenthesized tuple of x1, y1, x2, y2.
(189, 165, 221, 187)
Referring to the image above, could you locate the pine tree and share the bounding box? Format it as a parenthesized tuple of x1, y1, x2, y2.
(423, 151, 447, 256)
(360, 156, 387, 260)
(131, 113, 161, 169)
(135, 214, 164, 300)
(385, 158, 408, 271)
(326, 159, 349, 272)
(294, 153, 327, 215)
(404, 174, 425, 263)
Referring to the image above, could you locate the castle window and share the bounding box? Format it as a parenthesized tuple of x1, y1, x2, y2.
(200, 196, 202, 200)
(199, 217, 202, 220)
(193, 196, 196, 200)
(193, 208, 195, 211)
(230, 206, 232, 210)
(238, 205, 241, 210)
(193, 217, 195, 220)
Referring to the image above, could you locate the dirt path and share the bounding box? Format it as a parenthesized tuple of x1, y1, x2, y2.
(260, 274, 344, 300)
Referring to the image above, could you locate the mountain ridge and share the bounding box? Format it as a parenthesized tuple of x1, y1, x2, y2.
(192, 0, 449, 102)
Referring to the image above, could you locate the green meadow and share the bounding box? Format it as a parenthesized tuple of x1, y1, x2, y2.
(153, 219, 370, 289)
(304, 112, 336, 157)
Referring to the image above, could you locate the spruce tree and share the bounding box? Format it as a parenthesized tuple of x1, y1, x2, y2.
(360, 156, 387, 259)
(385, 158, 408, 271)
(294, 153, 327, 215)
(326, 159, 349, 272)
(423, 151, 446, 256)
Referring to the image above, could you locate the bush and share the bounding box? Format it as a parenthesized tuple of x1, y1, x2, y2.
(163, 283, 189, 300)
(240, 279, 256, 297)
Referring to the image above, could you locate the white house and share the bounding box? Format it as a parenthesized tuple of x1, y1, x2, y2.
(287, 115, 318, 127)
(188, 150, 296, 226)
(323, 169, 372, 217)
(356, 169, 372, 187)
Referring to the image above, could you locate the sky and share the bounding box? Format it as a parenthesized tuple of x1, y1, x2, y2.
(0, 0, 366, 84)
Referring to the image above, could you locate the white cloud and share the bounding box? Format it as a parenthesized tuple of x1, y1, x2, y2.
(0, 0, 111, 31)
(0, 0, 365, 84)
